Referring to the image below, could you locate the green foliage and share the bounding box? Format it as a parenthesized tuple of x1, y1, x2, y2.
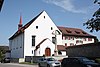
(83, 0, 100, 32)
(0, 47, 6, 60)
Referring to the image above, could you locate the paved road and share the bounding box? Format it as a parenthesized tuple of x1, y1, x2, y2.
(0, 63, 38, 67)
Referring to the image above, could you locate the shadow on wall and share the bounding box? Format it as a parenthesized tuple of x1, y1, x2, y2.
(66, 42, 100, 58)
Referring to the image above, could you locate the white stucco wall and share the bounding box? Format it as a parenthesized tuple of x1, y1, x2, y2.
(61, 51, 66, 56)
(36, 39, 55, 56)
(62, 36, 94, 46)
(24, 11, 62, 57)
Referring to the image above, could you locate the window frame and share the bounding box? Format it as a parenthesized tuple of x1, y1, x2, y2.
(32, 35, 36, 46)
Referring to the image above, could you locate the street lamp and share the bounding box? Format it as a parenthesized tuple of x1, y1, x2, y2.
(52, 30, 60, 56)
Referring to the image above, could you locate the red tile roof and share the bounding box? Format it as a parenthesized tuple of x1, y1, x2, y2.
(35, 38, 48, 50)
(57, 45, 66, 51)
(58, 26, 95, 37)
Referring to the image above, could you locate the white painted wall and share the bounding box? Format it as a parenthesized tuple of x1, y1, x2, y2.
(24, 11, 62, 57)
(9, 11, 95, 59)
(62, 36, 94, 46)
(36, 39, 55, 56)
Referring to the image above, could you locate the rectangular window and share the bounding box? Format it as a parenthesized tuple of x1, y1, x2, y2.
(65, 36, 69, 40)
(83, 38, 86, 41)
(88, 38, 92, 41)
(70, 37, 74, 40)
(65, 43, 67, 47)
(32, 50, 33, 54)
(68, 37, 70, 40)
(76, 40, 79, 44)
(66, 36, 70, 40)
(36, 26, 38, 29)
(51, 27, 53, 30)
(32, 36, 36, 46)
(52, 37, 56, 44)
(63, 36, 65, 40)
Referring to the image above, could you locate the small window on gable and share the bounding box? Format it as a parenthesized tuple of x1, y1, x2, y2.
(51, 27, 53, 30)
(44, 16, 45, 19)
(36, 26, 38, 29)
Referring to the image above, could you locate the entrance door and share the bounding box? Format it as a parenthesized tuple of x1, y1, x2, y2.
(45, 48, 51, 56)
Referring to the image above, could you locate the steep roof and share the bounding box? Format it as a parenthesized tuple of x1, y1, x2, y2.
(9, 11, 44, 40)
(35, 39, 66, 51)
(58, 26, 95, 38)
(35, 38, 48, 50)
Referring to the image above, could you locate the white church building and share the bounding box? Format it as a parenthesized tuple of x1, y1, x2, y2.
(9, 11, 96, 61)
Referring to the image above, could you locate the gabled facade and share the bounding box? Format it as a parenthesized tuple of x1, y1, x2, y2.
(58, 26, 96, 47)
(9, 11, 62, 59)
(9, 11, 96, 60)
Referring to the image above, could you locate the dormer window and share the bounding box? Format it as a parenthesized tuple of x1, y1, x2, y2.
(82, 31, 87, 34)
(75, 31, 80, 34)
(66, 30, 71, 33)
(44, 16, 45, 19)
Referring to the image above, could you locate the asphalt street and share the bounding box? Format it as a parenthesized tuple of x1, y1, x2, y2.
(0, 63, 38, 67)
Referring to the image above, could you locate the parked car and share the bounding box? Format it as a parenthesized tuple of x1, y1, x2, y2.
(61, 57, 100, 67)
(38, 57, 61, 67)
(1, 58, 10, 63)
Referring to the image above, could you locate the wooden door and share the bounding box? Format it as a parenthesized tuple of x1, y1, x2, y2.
(45, 48, 51, 56)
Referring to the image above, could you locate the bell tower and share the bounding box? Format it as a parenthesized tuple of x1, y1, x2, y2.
(18, 15, 23, 30)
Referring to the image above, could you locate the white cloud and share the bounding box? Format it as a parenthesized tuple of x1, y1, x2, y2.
(43, 0, 87, 14)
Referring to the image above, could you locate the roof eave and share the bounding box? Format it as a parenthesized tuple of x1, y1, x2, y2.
(62, 34, 96, 38)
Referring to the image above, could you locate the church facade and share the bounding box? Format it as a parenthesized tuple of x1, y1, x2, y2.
(9, 11, 96, 60)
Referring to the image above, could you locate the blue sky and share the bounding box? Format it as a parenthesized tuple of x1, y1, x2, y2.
(0, 0, 100, 45)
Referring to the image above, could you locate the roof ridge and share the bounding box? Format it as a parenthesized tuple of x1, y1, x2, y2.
(57, 26, 82, 30)
(58, 26, 95, 37)
(35, 38, 49, 50)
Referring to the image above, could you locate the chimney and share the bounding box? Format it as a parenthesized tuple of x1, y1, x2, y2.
(18, 15, 23, 30)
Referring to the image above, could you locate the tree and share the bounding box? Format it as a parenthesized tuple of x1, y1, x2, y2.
(83, 0, 100, 32)
(0, 47, 6, 61)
